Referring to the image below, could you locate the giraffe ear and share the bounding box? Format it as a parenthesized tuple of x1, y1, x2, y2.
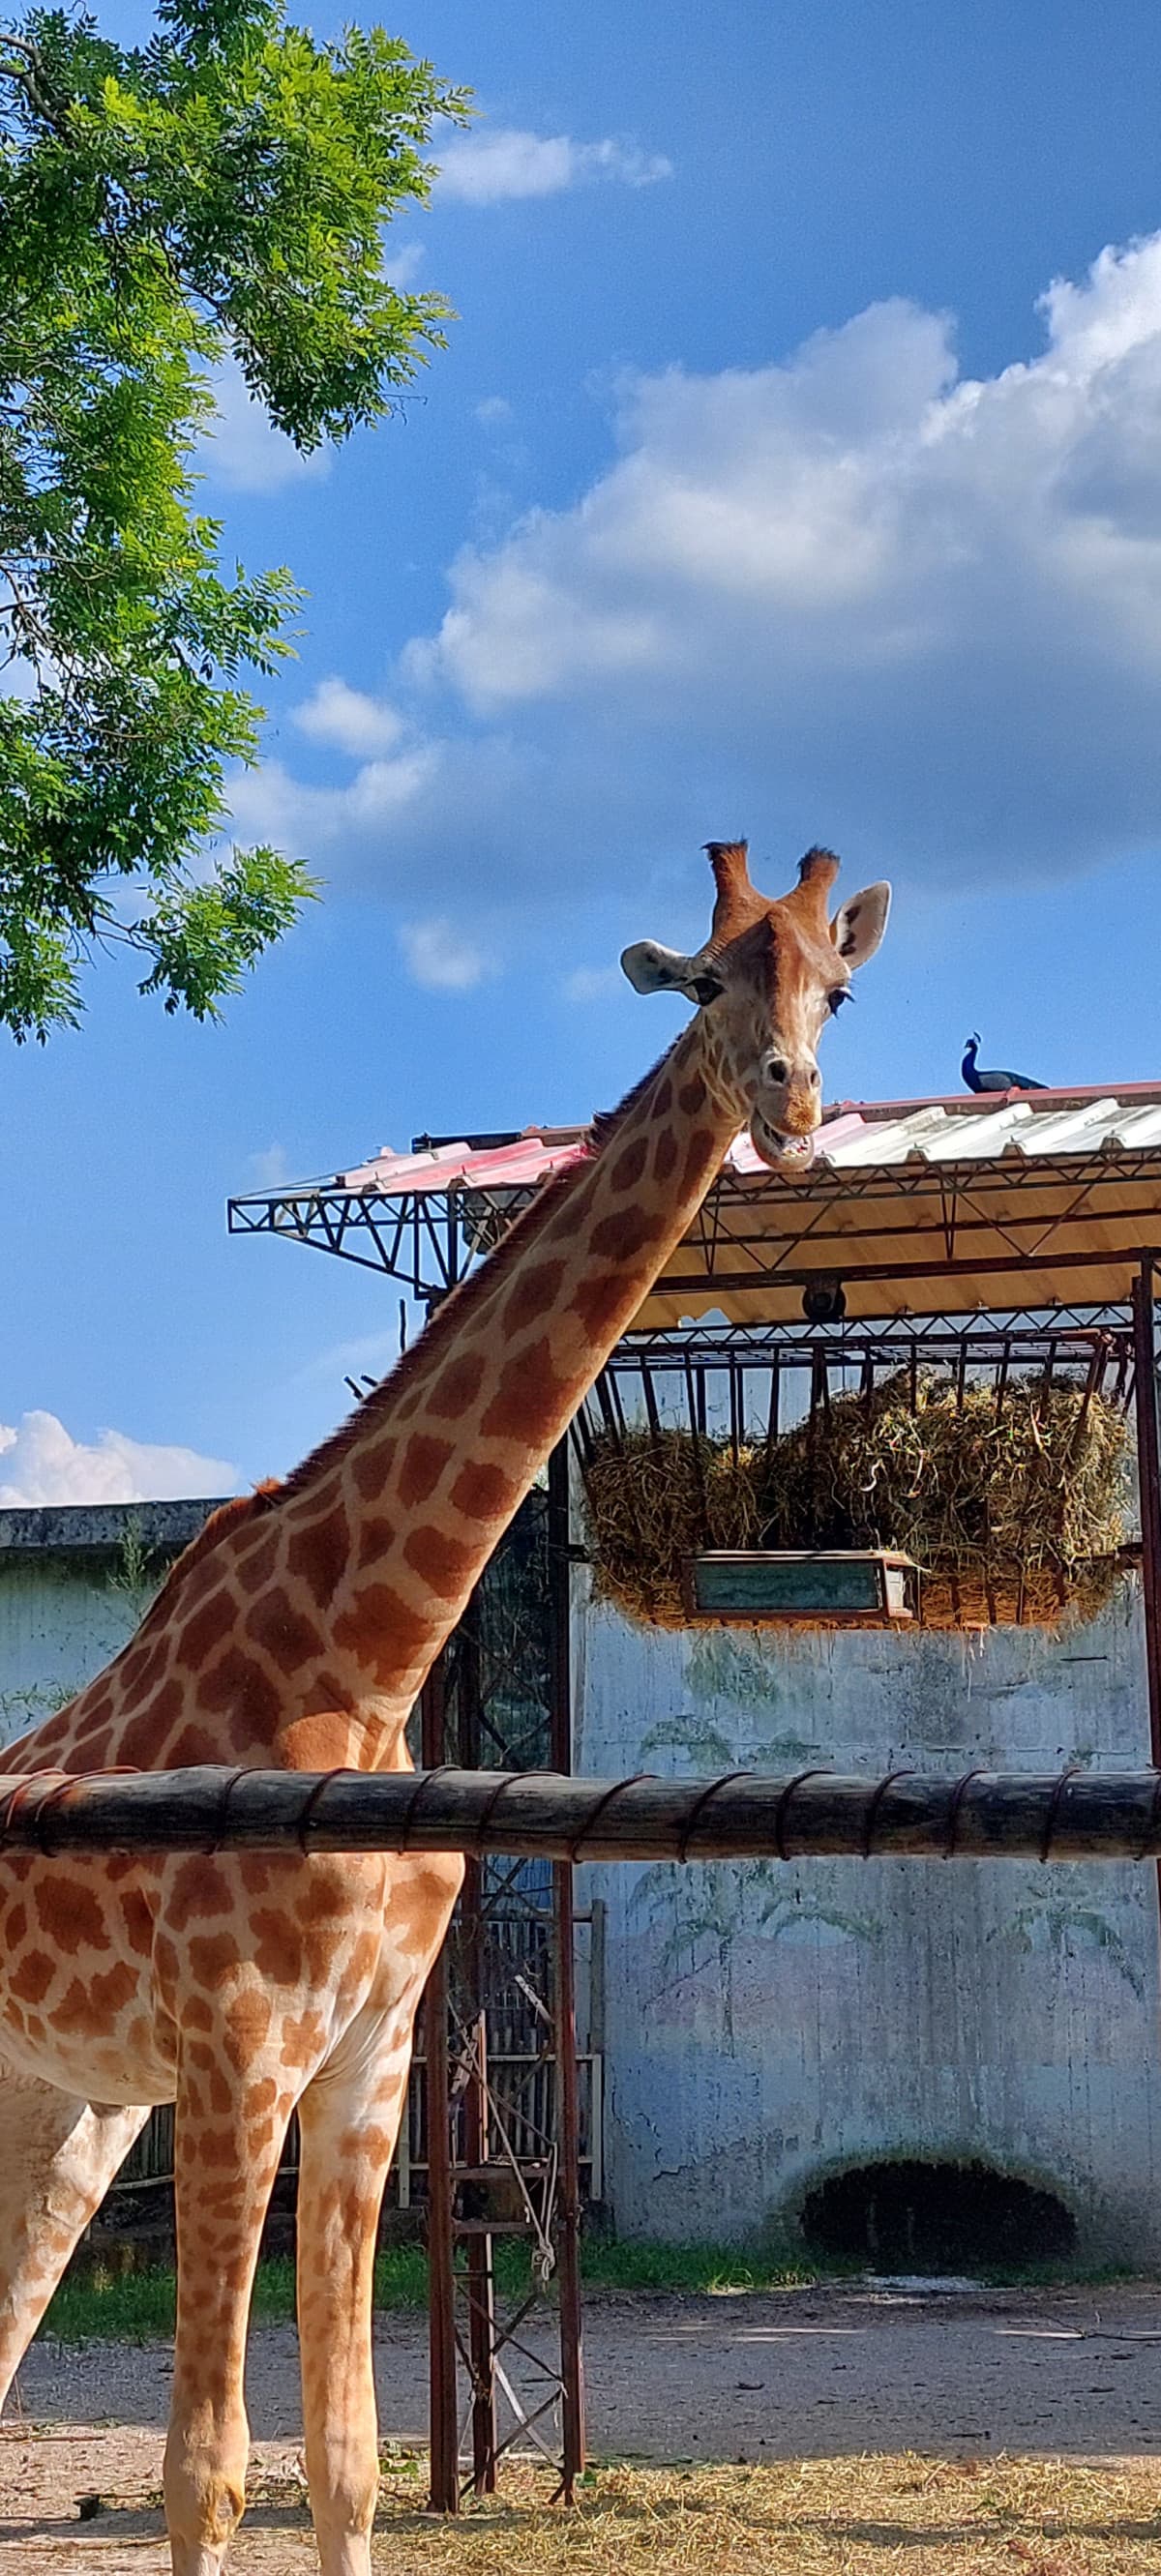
(621, 939, 705, 997)
(830, 881, 891, 967)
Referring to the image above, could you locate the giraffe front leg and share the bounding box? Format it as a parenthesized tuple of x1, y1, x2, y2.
(164, 2030, 296, 2576)
(0, 2063, 150, 2411)
(295, 1851, 461, 2576)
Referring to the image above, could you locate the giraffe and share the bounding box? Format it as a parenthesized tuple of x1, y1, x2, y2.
(0, 841, 888, 2574)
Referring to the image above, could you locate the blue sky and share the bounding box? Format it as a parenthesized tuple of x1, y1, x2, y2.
(6, 0, 1161, 1503)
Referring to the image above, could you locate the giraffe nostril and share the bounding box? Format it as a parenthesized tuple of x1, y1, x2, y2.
(767, 1057, 789, 1085)
(810, 1065, 821, 1087)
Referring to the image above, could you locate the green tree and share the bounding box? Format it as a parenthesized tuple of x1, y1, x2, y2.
(0, 0, 467, 1038)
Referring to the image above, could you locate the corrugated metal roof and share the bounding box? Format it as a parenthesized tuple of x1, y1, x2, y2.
(310, 1081, 1161, 1325)
(340, 1087, 1161, 1192)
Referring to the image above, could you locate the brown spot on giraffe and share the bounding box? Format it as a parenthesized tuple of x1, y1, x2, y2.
(33, 1878, 111, 1958)
(197, 1647, 282, 1733)
(285, 1499, 350, 1610)
(449, 1458, 519, 1522)
(396, 1435, 453, 1509)
(682, 1127, 717, 1194)
(177, 1588, 237, 1673)
(427, 1349, 487, 1420)
(350, 1436, 396, 1502)
(499, 1259, 567, 1334)
(402, 1524, 479, 1601)
(570, 1271, 632, 1341)
(652, 1127, 678, 1184)
(590, 1206, 665, 1264)
(610, 1136, 648, 1193)
(10, 1950, 55, 2006)
(165, 1859, 232, 1934)
(479, 1338, 571, 1441)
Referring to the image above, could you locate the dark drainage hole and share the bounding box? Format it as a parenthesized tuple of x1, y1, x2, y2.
(801, 2158, 1076, 2272)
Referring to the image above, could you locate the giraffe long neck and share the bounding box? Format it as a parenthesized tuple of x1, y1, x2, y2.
(268, 1014, 739, 1745)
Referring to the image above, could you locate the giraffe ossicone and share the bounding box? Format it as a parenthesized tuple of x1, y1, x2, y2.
(0, 840, 889, 2574)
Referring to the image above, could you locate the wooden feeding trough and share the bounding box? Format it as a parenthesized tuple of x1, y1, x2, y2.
(682, 1548, 919, 1624)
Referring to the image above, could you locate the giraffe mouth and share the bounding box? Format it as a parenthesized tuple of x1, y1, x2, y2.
(750, 1110, 817, 1172)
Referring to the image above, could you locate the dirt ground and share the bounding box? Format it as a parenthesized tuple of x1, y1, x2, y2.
(5, 2281, 1161, 2571)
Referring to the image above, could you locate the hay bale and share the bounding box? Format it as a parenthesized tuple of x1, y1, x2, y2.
(581, 1373, 1130, 1633)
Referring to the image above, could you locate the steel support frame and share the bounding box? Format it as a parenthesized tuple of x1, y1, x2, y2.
(420, 1447, 584, 2515)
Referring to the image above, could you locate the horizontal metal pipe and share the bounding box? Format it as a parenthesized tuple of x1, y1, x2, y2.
(3, 1763, 1161, 1864)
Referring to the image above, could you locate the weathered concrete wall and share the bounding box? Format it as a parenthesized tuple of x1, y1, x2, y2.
(0, 1500, 225, 1753)
(574, 1573, 1161, 2261)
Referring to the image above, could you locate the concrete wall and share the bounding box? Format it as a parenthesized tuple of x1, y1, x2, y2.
(573, 1573, 1161, 2262)
(0, 1501, 226, 1754)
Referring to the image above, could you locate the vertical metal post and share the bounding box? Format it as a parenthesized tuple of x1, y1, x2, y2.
(422, 1658, 459, 2515)
(1133, 1258, 1161, 1772)
(548, 1438, 586, 2500)
(462, 2007, 496, 2494)
(455, 1604, 497, 2493)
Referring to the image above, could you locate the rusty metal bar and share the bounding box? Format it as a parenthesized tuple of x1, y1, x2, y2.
(9, 1761, 1161, 1862)
(1134, 1257, 1161, 1775)
(421, 1660, 459, 2516)
(549, 1437, 586, 2500)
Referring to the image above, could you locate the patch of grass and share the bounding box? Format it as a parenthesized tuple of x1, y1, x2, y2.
(40, 2234, 1139, 2348)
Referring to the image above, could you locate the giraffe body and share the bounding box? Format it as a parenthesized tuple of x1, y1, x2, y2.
(0, 844, 889, 2571)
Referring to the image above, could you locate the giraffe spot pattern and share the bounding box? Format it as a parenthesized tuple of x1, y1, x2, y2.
(397, 1435, 453, 1508)
(197, 1646, 283, 1734)
(653, 1127, 678, 1183)
(188, 1930, 241, 1986)
(34, 1877, 111, 1957)
(590, 1207, 665, 1264)
(164, 1723, 222, 1768)
(677, 1072, 708, 1115)
(10, 1948, 55, 2004)
(570, 1271, 630, 1340)
(427, 1350, 487, 1421)
(682, 1127, 716, 1193)
(499, 1259, 566, 1335)
(285, 1499, 350, 1609)
(165, 1858, 232, 1933)
(449, 1458, 519, 1522)
(177, 1587, 237, 1673)
(116, 1680, 183, 1767)
(351, 1437, 396, 1502)
(479, 1338, 571, 1441)
(610, 1137, 648, 1193)
(245, 1588, 326, 1669)
(334, 1584, 431, 1673)
(356, 1515, 395, 1569)
(233, 1528, 280, 1597)
(402, 1524, 478, 1600)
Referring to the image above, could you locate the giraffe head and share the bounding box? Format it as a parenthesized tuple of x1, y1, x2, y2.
(621, 842, 890, 1169)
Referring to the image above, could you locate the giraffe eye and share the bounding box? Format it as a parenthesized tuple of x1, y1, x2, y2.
(827, 987, 851, 1016)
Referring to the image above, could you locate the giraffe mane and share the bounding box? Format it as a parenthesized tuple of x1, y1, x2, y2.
(132, 1485, 283, 1632)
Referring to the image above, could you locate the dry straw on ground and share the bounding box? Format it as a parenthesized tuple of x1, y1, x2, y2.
(14, 2455, 1160, 2574)
(581, 1374, 1130, 1632)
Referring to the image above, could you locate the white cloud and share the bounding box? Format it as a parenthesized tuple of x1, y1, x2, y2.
(395, 234, 1161, 883)
(476, 395, 515, 428)
(293, 678, 406, 759)
(399, 917, 494, 991)
(434, 128, 671, 206)
(200, 356, 330, 496)
(246, 1142, 295, 1190)
(232, 231, 1161, 933)
(0, 1412, 236, 1507)
(385, 239, 426, 289)
(565, 963, 623, 1002)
